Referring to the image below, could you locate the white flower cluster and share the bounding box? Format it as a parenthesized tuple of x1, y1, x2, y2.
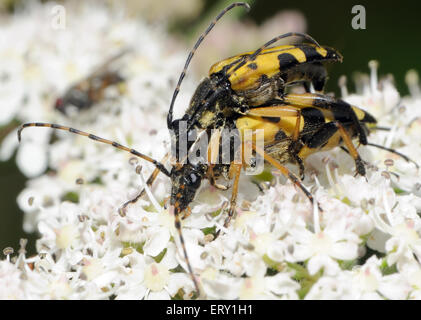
(1, 2, 421, 300)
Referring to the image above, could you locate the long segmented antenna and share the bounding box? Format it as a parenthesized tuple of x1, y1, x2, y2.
(228, 32, 321, 75)
(18, 123, 171, 176)
(167, 2, 250, 129)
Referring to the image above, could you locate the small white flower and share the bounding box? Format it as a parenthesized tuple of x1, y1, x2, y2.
(291, 217, 360, 276)
(239, 273, 299, 300)
(385, 220, 421, 268)
(305, 272, 354, 300)
(115, 248, 187, 300)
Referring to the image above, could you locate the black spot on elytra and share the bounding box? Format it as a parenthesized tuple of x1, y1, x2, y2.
(262, 116, 280, 123)
(278, 53, 299, 69)
(247, 63, 257, 70)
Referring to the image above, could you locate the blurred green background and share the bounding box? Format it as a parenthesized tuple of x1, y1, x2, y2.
(1, 0, 420, 256)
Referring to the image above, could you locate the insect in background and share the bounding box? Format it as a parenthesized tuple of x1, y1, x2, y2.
(17, 2, 417, 298)
(54, 49, 130, 115)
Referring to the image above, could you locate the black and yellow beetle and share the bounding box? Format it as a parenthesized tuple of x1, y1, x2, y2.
(168, 31, 344, 151)
(166, 3, 343, 155)
(207, 43, 341, 105)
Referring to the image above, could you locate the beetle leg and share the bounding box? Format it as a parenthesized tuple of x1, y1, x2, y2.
(334, 122, 366, 176)
(215, 162, 242, 238)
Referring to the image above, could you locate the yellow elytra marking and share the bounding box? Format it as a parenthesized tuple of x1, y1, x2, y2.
(245, 106, 298, 118)
(236, 114, 304, 143)
(209, 55, 246, 74)
(237, 116, 281, 142)
(283, 93, 318, 107)
(208, 45, 296, 75)
(287, 47, 307, 63)
(209, 45, 313, 92)
(228, 47, 307, 91)
(351, 106, 366, 121)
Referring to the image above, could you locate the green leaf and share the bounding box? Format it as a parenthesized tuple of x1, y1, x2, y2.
(171, 288, 185, 300)
(122, 241, 145, 254)
(393, 187, 406, 195)
(287, 262, 323, 299)
(252, 169, 274, 183)
(341, 197, 352, 205)
(61, 191, 79, 203)
(338, 259, 357, 270)
(202, 225, 217, 236)
(154, 248, 167, 263)
(380, 259, 398, 275)
(89, 176, 103, 185)
(263, 254, 284, 272)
